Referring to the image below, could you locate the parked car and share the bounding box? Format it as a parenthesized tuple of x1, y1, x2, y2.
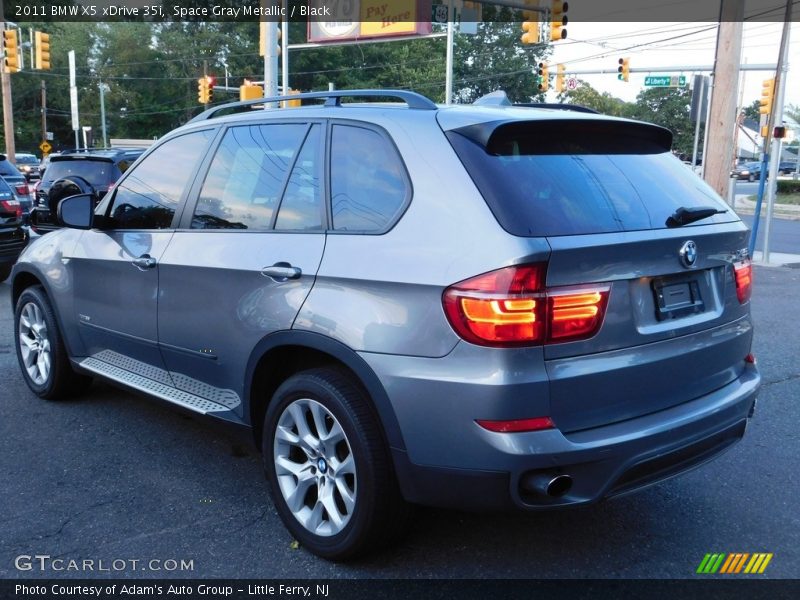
(30, 147, 145, 234)
(15, 153, 41, 181)
(0, 154, 33, 215)
(778, 160, 798, 175)
(0, 176, 29, 281)
(10, 90, 760, 560)
(731, 161, 761, 181)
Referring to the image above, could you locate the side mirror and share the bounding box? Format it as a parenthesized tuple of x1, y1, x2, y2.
(57, 194, 94, 230)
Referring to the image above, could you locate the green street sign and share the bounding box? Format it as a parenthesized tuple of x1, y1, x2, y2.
(644, 75, 687, 88)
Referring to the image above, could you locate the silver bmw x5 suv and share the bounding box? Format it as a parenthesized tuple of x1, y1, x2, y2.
(10, 89, 760, 560)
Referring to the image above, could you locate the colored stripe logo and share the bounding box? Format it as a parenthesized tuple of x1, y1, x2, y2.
(696, 553, 773, 574)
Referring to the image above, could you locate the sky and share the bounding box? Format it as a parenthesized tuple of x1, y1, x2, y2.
(543, 21, 799, 117)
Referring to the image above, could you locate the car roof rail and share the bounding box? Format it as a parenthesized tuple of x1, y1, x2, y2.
(514, 103, 600, 114)
(188, 89, 438, 123)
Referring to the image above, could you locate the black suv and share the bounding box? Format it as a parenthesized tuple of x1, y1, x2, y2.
(0, 176, 28, 281)
(31, 147, 144, 233)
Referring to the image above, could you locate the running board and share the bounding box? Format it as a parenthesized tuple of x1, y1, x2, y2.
(79, 357, 231, 414)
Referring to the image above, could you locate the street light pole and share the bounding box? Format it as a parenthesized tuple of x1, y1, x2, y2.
(99, 83, 108, 148)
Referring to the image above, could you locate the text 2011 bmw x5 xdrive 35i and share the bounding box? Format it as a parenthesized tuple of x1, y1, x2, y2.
(10, 90, 760, 560)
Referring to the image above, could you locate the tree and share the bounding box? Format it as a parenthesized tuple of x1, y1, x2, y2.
(626, 87, 700, 157)
(742, 99, 761, 122)
(558, 81, 630, 116)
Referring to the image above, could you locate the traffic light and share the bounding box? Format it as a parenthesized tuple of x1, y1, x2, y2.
(759, 78, 775, 115)
(3, 28, 20, 73)
(35, 31, 50, 70)
(550, 0, 568, 41)
(537, 62, 549, 92)
(617, 57, 630, 82)
(198, 76, 214, 104)
(240, 80, 263, 101)
(520, 0, 540, 45)
(556, 64, 565, 92)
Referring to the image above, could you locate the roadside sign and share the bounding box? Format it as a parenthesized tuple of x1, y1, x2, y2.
(39, 141, 52, 154)
(644, 75, 687, 87)
(567, 77, 578, 90)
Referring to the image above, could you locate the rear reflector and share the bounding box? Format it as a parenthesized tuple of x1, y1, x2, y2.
(476, 417, 555, 433)
(443, 263, 610, 347)
(745, 353, 756, 364)
(734, 259, 752, 304)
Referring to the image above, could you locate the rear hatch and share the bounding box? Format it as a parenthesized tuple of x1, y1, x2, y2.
(444, 115, 754, 433)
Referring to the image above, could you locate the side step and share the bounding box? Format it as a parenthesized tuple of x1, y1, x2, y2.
(79, 356, 231, 414)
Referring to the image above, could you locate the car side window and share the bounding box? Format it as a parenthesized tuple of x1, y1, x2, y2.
(106, 131, 212, 230)
(192, 124, 307, 230)
(330, 125, 408, 232)
(275, 124, 323, 231)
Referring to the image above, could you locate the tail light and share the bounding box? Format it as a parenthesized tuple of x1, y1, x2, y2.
(443, 263, 610, 347)
(0, 199, 22, 219)
(15, 183, 29, 195)
(733, 259, 752, 304)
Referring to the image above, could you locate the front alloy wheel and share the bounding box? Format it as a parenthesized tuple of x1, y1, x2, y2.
(274, 398, 357, 537)
(14, 285, 92, 399)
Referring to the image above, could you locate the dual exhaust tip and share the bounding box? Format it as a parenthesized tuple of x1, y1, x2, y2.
(520, 471, 573, 499)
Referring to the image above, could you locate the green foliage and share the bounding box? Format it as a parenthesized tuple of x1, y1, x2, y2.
(559, 81, 629, 117)
(742, 99, 761, 122)
(626, 87, 701, 157)
(777, 179, 800, 195)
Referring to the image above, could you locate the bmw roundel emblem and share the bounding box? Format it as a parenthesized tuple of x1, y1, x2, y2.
(680, 240, 698, 268)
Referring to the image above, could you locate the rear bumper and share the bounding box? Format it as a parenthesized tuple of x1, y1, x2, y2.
(368, 343, 760, 510)
(0, 227, 29, 266)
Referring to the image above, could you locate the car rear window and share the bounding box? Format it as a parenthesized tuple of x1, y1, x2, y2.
(446, 120, 736, 237)
(44, 158, 116, 188)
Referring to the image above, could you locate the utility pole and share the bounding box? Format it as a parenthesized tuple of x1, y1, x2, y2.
(262, 0, 278, 107)
(0, 0, 16, 163)
(703, 0, 744, 198)
(445, 0, 454, 104)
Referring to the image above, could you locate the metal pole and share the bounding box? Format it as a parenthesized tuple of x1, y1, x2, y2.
(762, 20, 791, 265)
(445, 0, 454, 105)
(749, 0, 792, 258)
(264, 18, 278, 107)
(99, 83, 108, 148)
(203, 60, 208, 109)
(40, 80, 46, 150)
(691, 76, 705, 170)
(281, 4, 289, 94)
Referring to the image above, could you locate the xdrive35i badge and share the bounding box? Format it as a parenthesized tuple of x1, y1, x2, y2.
(680, 240, 698, 268)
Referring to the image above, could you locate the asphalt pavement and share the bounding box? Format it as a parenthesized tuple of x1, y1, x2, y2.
(1, 267, 799, 579)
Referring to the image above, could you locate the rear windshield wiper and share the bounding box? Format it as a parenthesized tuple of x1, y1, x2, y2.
(666, 206, 727, 228)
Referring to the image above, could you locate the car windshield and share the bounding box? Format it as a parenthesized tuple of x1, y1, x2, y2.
(447, 120, 737, 237)
(44, 158, 115, 188)
(16, 155, 38, 165)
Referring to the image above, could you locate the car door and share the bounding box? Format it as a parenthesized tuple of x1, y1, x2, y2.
(69, 129, 215, 379)
(156, 121, 327, 416)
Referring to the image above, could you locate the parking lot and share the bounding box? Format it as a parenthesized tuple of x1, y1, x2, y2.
(1, 265, 798, 579)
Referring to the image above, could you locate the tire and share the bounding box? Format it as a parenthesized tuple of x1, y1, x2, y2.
(14, 285, 92, 399)
(48, 176, 95, 219)
(0, 264, 11, 282)
(263, 368, 412, 560)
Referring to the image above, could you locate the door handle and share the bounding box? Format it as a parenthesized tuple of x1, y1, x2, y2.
(131, 254, 157, 270)
(261, 262, 302, 281)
